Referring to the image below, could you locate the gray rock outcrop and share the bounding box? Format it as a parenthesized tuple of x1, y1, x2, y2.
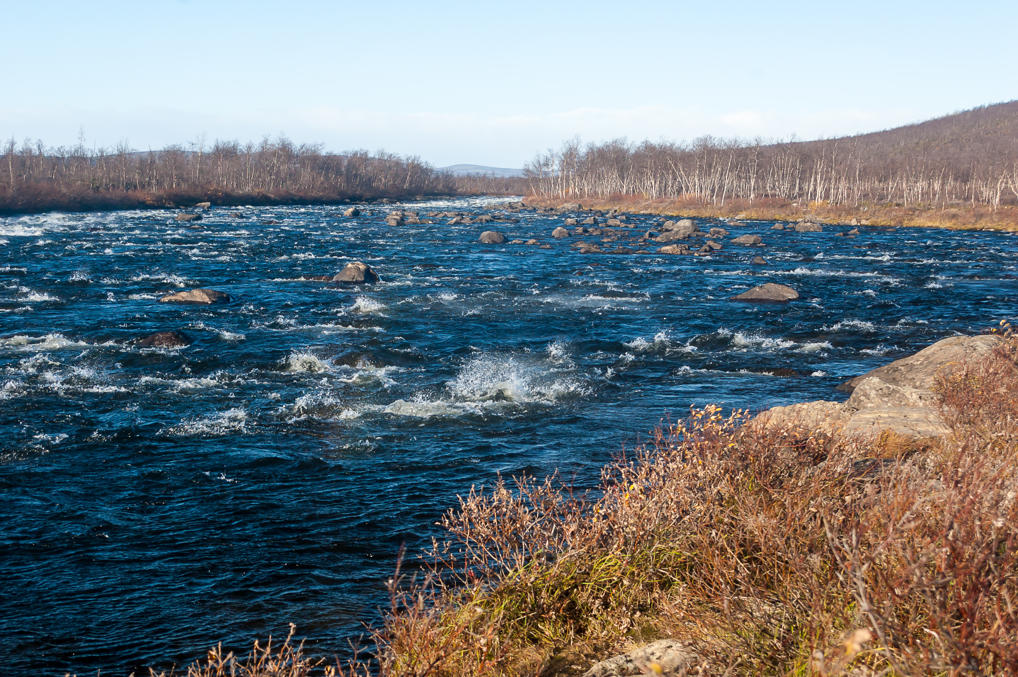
(583, 639, 698, 677)
(754, 334, 1001, 439)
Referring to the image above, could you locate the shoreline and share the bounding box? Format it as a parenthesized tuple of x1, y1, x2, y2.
(523, 194, 1018, 232)
(0, 191, 495, 219)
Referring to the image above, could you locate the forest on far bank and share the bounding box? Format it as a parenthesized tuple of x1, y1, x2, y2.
(0, 138, 465, 216)
(5, 101, 1018, 218)
(524, 101, 1018, 211)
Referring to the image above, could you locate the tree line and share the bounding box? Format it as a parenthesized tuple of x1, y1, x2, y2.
(0, 137, 459, 215)
(525, 102, 1018, 210)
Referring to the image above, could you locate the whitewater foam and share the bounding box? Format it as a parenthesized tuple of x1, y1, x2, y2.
(160, 408, 249, 437)
(282, 351, 332, 373)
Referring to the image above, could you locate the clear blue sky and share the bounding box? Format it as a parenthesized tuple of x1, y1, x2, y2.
(3, 0, 1015, 167)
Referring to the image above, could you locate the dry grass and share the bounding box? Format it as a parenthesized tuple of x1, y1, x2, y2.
(163, 330, 1018, 676)
(524, 195, 1018, 232)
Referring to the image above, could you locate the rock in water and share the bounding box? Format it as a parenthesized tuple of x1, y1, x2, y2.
(552, 226, 569, 239)
(794, 221, 823, 232)
(659, 219, 699, 238)
(751, 256, 768, 265)
(730, 234, 762, 246)
(159, 289, 231, 304)
(732, 282, 799, 303)
(343, 207, 360, 217)
(136, 331, 192, 348)
(332, 262, 379, 284)
(479, 231, 506, 244)
(175, 213, 202, 222)
(193, 201, 212, 210)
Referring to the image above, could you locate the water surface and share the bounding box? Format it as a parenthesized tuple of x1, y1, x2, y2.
(1, 197, 1015, 674)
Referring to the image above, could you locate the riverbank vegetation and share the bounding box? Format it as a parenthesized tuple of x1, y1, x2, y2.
(0, 137, 458, 215)
(525, 101, 1018, 230)
(156, 327, 1018, 675)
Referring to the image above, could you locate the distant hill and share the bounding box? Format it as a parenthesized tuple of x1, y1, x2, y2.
(441, 164, 525, 178)
(794, 100, 1018, 166)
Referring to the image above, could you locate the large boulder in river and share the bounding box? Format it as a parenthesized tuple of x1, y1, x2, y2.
(159, 288, 231, 304)
(343, 207, 360, 217)
(136, 330, 192, 348)
(332, 261, 379, 284)
(660, 219, 698, 238)
(732, 283, 799, 303)
(552, 226, 570, 239)
(731, 234, 762, 246)
(754, 334, 1001, 439)
(479, 230, 506, 244)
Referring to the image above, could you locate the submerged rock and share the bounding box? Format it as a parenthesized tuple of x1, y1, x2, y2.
(751, 255, 768, 265)
(332, 261, 379, 284)
(479, 231, 506, 244)
(159, 288, 231, 304)
(136, 331, 192, 348)
(732, 282, 799, 303)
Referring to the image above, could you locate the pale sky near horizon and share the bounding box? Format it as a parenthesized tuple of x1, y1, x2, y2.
(3, 0, 1016, 167)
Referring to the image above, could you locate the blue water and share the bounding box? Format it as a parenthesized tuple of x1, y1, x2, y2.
(1, 197, 1016, 674)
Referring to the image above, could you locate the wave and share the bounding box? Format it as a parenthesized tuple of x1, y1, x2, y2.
(159, 408, 249, 437)
(774, 267, 899, 283)
(0, 333, 92, 351)
(350, 296, 386, 314)
(129, 272, 191, 287)
(686, 328, 833, 355)
(379, 352, 589, 419)
(823, 319, 877, 333)
(17, 290, 61, 303)
(449, 354, 589, 404)
(283, 392, 360, 422)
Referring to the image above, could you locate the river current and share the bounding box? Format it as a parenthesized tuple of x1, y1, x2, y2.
(1, 197, 1016, 674)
